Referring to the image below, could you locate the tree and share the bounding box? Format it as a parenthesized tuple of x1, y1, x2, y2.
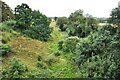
(31, 10, 50, 26)
(14, 3, 52, 41)
(14, 3, 32, 29)
(67, 9, 91, 37)
(54, 16, 58, 21)
(0, 1, 14, 22)
(110, 5, 120, 27)
(68, 9, 85, 23)
(56, 17, 68, 31)
(86, 16, 99, 27)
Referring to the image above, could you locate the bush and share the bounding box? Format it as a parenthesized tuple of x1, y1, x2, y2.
(75, 28, 112, 65)
(22, 24, 53, 41)
(76, 54, 119, 78)
(58, 36, 80, 53)
(28, 69, 51, 78)
(100, 25, 117, 35)
(1, 20, 16, 32)
(0, 44, 12, 56)
(75, 26, 120, 78)
(2, 58, 28, 78)
(1, 32, 13, 43)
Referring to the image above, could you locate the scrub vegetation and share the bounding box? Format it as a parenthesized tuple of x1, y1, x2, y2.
(1, 0, 120, 79)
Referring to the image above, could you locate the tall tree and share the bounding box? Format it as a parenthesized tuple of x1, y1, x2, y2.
(110, 5, 120, 27)
(67, 9, 90, 37)
(0, 1, 14, 22)
(14, 3, 32, 29)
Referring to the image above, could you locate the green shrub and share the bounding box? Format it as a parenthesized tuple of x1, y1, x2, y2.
(22, 24, 53, 41)
(66, 23, 92, 38)
(2, 58, 28, 78)
(6, 20, 16, 27)
(75, 26, 114, 65)
(1, 20, 16, 32)
(58, 36, 80, 53)
(28, 69, 51, 78)
(75, 26, 120, 78)
(76, 52, 120, 78)
(1, 32, 13, 43)
(0, 44, 11, 56)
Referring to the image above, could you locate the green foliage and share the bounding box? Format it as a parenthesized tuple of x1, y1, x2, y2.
(1, 33, 13, 43)
(2, 58, 28, 78)
(110, 6, 120, 27)
(69, 9, 84, 22)
(56, 17, 68, 31)
(2, 2, 120, 79)
(14, 3, 32, 28)
(66, 9, 97, 38)
(75, 26, 120, 78)
(86, 16, 99, 28)
(28, 69, 51, 78)
(1, 20, 16, 32)
(58, 36, 80, 53)
(76, 55, 118, 78)
(1, 31, 19, 44)
(1, 1, 14, 22)
(0, 44, 11, 56)
(50, 62, 77, 78)
(22, 24, 53, 41)
(54, 17, 58, 21)
(31, 10, 51, 26)
(75, 26, 115, 63)
(14, 3, 52, 41)
(1, 21, 20, 44)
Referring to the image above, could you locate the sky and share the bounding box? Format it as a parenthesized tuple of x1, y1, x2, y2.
(2, 0, 120, 18)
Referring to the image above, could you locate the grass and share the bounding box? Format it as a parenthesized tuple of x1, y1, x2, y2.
(3, 36, 48, 70)
(47, 20, 67, 54)
(47, 21, 78, 78)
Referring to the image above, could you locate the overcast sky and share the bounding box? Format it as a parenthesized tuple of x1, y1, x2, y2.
(3, 0, 120, 17)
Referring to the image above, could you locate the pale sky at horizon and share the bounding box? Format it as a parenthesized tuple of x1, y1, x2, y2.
(2, 0, 120, 18)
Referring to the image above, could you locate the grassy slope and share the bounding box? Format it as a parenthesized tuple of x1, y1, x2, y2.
(2, 21, 78, 77)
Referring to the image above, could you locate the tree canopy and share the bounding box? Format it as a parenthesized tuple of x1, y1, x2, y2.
(1, 1, 14, 22)
(110, 5, 120, 27)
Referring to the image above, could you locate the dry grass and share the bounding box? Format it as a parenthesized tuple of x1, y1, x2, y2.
(3, 36, 49, 70)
